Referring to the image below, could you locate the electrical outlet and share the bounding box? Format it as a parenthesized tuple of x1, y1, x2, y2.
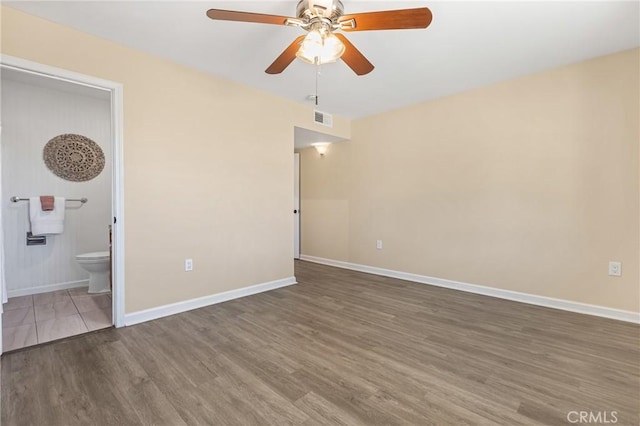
(376, 240, 383, 250)
(608, 261, 621, 277)
(185, 258, 193, 272)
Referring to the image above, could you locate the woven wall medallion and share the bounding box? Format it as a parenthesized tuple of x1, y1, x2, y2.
(43, 134, 105, 182)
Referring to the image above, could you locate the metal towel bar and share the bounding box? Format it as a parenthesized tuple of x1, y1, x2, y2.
(10, 196, 88, 204)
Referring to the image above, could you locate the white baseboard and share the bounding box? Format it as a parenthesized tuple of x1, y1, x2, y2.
(7, 279, 89, 298)
(124, 276, 297, 326)
(300, 255, 640, 324)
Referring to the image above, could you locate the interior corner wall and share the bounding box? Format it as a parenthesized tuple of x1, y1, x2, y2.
(1, 6, 350, 313)
(301, 48, 640, 313)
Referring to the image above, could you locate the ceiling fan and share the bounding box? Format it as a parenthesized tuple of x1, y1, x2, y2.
(206, 0, 433, 76)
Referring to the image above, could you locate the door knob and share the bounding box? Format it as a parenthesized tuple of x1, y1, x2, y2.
(294, 210, 298, 214)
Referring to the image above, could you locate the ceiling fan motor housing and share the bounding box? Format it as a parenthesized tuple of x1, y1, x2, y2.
(297, 0, 344, 21)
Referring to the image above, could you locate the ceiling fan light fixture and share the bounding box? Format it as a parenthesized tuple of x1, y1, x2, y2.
(322, 33, 346, 61)
(296, 30, 345, 65)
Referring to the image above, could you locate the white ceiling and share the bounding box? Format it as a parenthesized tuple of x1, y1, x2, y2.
(294, 126, 346, 150)
(6, 1, 639, 119)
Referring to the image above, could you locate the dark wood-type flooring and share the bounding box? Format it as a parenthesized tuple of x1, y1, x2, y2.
(2, 261, 639, 425)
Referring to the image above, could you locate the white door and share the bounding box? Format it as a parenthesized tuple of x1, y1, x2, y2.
(294, 153, 300, 259)
(0, 122, 4, 354)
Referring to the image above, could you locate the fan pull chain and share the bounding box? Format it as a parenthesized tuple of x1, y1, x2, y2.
(315, 60, 321, 106)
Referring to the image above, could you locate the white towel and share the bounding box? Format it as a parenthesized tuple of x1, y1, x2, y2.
(29, 196, 65, 236)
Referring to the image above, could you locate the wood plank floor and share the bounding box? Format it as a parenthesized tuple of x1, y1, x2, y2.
(2, 260, 639, 425)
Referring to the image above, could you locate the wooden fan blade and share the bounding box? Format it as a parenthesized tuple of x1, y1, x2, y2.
(335, 34, 374, 76)
(338, 7, 433, 31)
(266, 35, 306, 74)
(206, 9, 294, 26)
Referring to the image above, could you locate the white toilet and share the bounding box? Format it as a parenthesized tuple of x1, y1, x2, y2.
(76, 251, 111, 293)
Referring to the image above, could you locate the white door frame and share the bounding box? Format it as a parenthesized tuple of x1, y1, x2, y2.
(294, 153, 300, 259)
(0, 55, 126, 338)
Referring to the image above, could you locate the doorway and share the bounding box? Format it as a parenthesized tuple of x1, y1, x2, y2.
(0, 56, 125, 353)
(293, 126, 346, 261)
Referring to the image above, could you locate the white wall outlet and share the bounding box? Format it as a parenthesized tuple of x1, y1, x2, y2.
(185, 258, 193, 272)
(376, 240, 383, 250)
(608, 261, 621, 277)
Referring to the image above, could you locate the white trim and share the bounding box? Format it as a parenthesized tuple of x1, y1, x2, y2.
(111, 82, 125, 327)
(1, 56, 115, 93)
(293, 152, 300, 260)
(124, 276, 297, 326)
(7, 280, 89, 298)
(300, 255, 640, 324)
(0, 55, 126, 331)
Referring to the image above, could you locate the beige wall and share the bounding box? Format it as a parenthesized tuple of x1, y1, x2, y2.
(301, 48, 639, 313)
(1, 7, 350, 313)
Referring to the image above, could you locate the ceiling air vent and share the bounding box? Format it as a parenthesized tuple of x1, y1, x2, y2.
(314, 110, 333, 128)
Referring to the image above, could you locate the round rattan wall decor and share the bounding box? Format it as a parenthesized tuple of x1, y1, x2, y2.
(43, 134, 105, 182)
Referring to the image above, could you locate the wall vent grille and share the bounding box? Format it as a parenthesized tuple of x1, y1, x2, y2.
(314, 110, 333, 127)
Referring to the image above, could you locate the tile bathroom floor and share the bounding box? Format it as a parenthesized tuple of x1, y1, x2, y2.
(2, 288, 112, 351)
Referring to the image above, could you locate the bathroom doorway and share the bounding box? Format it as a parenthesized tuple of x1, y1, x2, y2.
(0, 57, 124, 353)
